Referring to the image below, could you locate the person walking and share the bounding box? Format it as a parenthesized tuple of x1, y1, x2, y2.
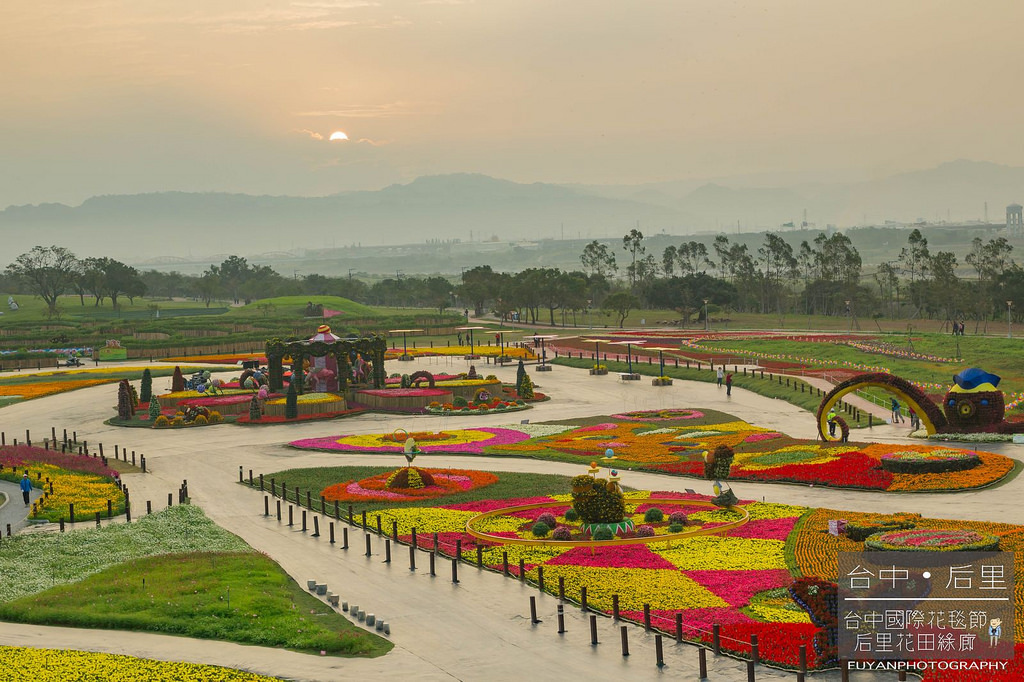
(908, 407, 919, 430)
(725, 372, 733, 396)
(890, 397, 904, 424)
(827, 408, 838, 438)
(19, 473, 32, 505)
(716, 367, 724, 388)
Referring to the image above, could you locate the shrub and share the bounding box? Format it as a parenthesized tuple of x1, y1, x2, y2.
(518, 374, 535, 399)
(153, 415, 169, 428)
(531, 522, 550, 537)
(400, 374, 412, 388)
(428, 401, 440, 408)
(536, 512, 557, 527)
(668, 511, 688, 526)
(564, 508, 579, 522)
(171, 366, 184, 393)
(485, 375, 498, 381)
(643, 507, 664, 523)
(249, 395, 261, 421)
(148, 398, 161, 421)
(208, 411, 222, 423)
(552, 526, 572, 541)
(170, 416, 184, 427)
(635, 524, 655, 538)
(592, 527, 614, 541)
(193, 415, 208, 426)
(140, 368, 153, 404)
(845, 516, 918, 542)
(453, 395, 468, 408)
(668, 523, 684, 533)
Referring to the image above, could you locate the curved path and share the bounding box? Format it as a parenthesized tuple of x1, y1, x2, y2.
(0, 479, 43, 535)
(1, 357, 1020, 680)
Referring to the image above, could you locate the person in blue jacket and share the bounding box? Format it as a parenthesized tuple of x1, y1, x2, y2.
(19, 473, 32, 505)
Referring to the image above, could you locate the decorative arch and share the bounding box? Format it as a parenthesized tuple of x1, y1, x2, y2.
(409, 370, 436, 388)
(816, 372, 947, 441)
(265, 335, 387, 393)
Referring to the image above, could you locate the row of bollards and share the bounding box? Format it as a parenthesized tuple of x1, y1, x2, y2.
(306, 578, 390, 636)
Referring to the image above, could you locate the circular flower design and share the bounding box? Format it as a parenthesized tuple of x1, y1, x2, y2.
(612, 409, 705, 422)
(865, 528, 1000, 552)
(321, 468, 498, 503)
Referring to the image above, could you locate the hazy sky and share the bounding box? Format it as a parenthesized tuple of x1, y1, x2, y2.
(2, 0, 1023, 207)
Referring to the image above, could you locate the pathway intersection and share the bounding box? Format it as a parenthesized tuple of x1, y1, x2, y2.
(0, 356, 1019, 680)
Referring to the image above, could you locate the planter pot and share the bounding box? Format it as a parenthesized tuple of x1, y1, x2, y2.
(652, 378, 673, 386)
(397, 355, 414, 362)
(620, 373, 641, 381)
(536, 365, 553, 372)
(590, 369, 609, 376)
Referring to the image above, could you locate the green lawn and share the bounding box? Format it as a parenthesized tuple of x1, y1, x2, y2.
(255, 467, 572, 514)
(0, 551, 390, 657)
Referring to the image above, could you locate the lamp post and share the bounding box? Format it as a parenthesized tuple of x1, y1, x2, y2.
(1008, 301, 1014, 339)
(456, 326, 485, 359)
(389, 329, 423, 362)
(587, 299, 593, 330)
(703, 299, 709, 331)
(845, 300, 852, 333)
(535, 335, 556, 371)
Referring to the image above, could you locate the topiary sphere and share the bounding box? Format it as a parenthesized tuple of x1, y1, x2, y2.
(536, 512, 557, 528)
(668, 511, 688, 526)
(531, 522, 550, 537)
(592, 527, 614, 541)
(668, 523, 684, 533)
(552, 526, 572, 541)
(643, 507, 664, 523)
(564, 508, 580, 522)
(635, 524, 655, 538)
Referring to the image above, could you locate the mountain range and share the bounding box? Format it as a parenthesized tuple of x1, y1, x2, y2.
(2, 160, 1022, 264)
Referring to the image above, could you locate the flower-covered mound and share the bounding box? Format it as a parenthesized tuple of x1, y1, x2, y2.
(0, 445, 126, 522)
(289, 412, 1012, 492)
(0, 647, 281, 682)
(321, 468, 498, 503)
(864, 528, 1001, 552)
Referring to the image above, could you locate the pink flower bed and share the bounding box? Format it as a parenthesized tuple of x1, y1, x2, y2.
(0, 445, 118, 478)
(358, 388, 449, 397)
(546, 544, 678, 569)
(684, 569, 794, 606)
(442, 496, 559, 513)
(744, 432, 783, 443)
(726, 516, 799, 540)
(178, 394, 259, 407)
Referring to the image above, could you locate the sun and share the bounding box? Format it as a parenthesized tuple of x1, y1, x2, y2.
(329, 131, 349, 141)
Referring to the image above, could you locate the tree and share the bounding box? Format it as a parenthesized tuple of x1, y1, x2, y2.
(172, 366, 185, 393)
(580, 241, 617, 277)
(5, 246, 78, 313)
(518, 373, 535, 399)
(622, 229, 645, 288)
(898, 229, 930, 285)
(602, 291, 640, 328)
(661, 246, 677, 277)
(117, 380, 133, 420)
(458, 265, 497, 316)
(148, 395, 162, 421)
(676, 241, 714, 276)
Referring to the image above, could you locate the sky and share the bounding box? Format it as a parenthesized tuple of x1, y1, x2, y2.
(2, 0, 1023, 208)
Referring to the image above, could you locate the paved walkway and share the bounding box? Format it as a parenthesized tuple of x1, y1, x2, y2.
(0, 357, 1020, 680)
(0, 479, 42, 535)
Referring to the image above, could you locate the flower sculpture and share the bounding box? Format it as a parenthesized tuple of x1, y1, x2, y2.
(943, 367, 1005, 430)
(570, 463, 632, 537)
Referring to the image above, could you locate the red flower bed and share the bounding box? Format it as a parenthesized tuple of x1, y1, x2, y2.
(321, 468, 499, 503)
(729, 451, 895, 489)
(0, 445, 118, 478)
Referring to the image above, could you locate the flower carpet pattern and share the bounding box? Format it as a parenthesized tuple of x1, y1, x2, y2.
(320, 468, 498, 502)
(0, 445, 126, 521)
(369, 492, 821, 666)
(0, 366, 231, 407)
(290, 412, 1013, 492)
(383, 345, 536, 360)
(0, 647, 280, 682)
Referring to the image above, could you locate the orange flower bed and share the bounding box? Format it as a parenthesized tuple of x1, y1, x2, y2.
(790, 507, 1024, 642)
(0, 379, 108, 401)
(885, 450, 1014, 491)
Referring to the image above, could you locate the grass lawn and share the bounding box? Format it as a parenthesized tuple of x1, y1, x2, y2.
(255, 467, 573, 514)
(0, 551, 390, 657)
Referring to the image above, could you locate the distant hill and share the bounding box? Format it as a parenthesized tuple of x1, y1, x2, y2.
(0, 174, 687, 261)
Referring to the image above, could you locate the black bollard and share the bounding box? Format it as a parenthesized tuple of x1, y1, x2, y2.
(377, 515, 382, 534)
(276, 500, 282, 521)
(502, 551, 509, 576)
(259, 473, 264, 491)
(364, 533, 371, 557)
(476, 545, 483, 568)
(612, 594, 620, 620)
(107, 499, 112, 518)
(451, 557, 459, 583)
(712, 623, 721, 655)
(384, 538, 392, 563)
(558, 576, 565, 601)
(747, 659, 755, 682)
(620, 626, 629, 656)
(751, 634, 759, 664)
(302, 509, 307, 532)
(59, 518, 65, 532)
(557, 604, 565, 634)
(530, 596, 539, 624)
(329, 522, 335, 544)
(409, 544, 416, 571)
(655, 634, 664, 668)
(676, 612, 683, 642)
(519, 558, 525, 582)
(95, 511, 101, 528)
(581, 586, 588, 611)
(797, 644, 806, 682)
(699, 648, 707, 678)
(644, 603, 651, 631)
(456, 539, 462, 561)
(590, 615, 598, 645)
(312, 516, 320, 538)
(288, 505, 294, 526)
(537, 565, 544, 591)
(264, 496, 269, 516)
(342, 527, 349, 550)
(429, 550, 436, 576)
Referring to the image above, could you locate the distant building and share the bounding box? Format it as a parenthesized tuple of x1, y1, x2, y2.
(1008, 204, 1023, 236)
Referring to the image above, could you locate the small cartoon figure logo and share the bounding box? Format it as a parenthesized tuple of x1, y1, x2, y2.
(989, 618, 1002, 647)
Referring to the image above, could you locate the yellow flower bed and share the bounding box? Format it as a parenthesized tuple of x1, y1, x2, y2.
(375, 507, 476, 535)
(266, 392, 344, 405)
(658, 537, 788, 571)
(0, 379, 108, 401)
(0, 646, 279, 681)
(532, 565, 728, 611)
(385, 345, 536, 360)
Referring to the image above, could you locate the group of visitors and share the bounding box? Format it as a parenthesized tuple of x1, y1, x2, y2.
(951, 320, 967, 335)
(716, 367, 733, 396)
(889, 398, 921, 430)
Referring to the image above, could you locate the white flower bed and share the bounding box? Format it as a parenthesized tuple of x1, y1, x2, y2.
(927, 432, 1013, 443)
(0, 505, 249, 603)
(508, 423, 577, 438)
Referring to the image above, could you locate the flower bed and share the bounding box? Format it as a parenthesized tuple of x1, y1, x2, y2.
(0, 445, 125, 522)
(355, 388, 452, 411)
(383, 346, 536, 360)
(321, 468, 499, 502)
(264, 392, 347, 418)
(880, 450, 981, 474)
(0, 647, 280, 682)
(864, 528, 1000, 552)
(290, 413, 1013, 492)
